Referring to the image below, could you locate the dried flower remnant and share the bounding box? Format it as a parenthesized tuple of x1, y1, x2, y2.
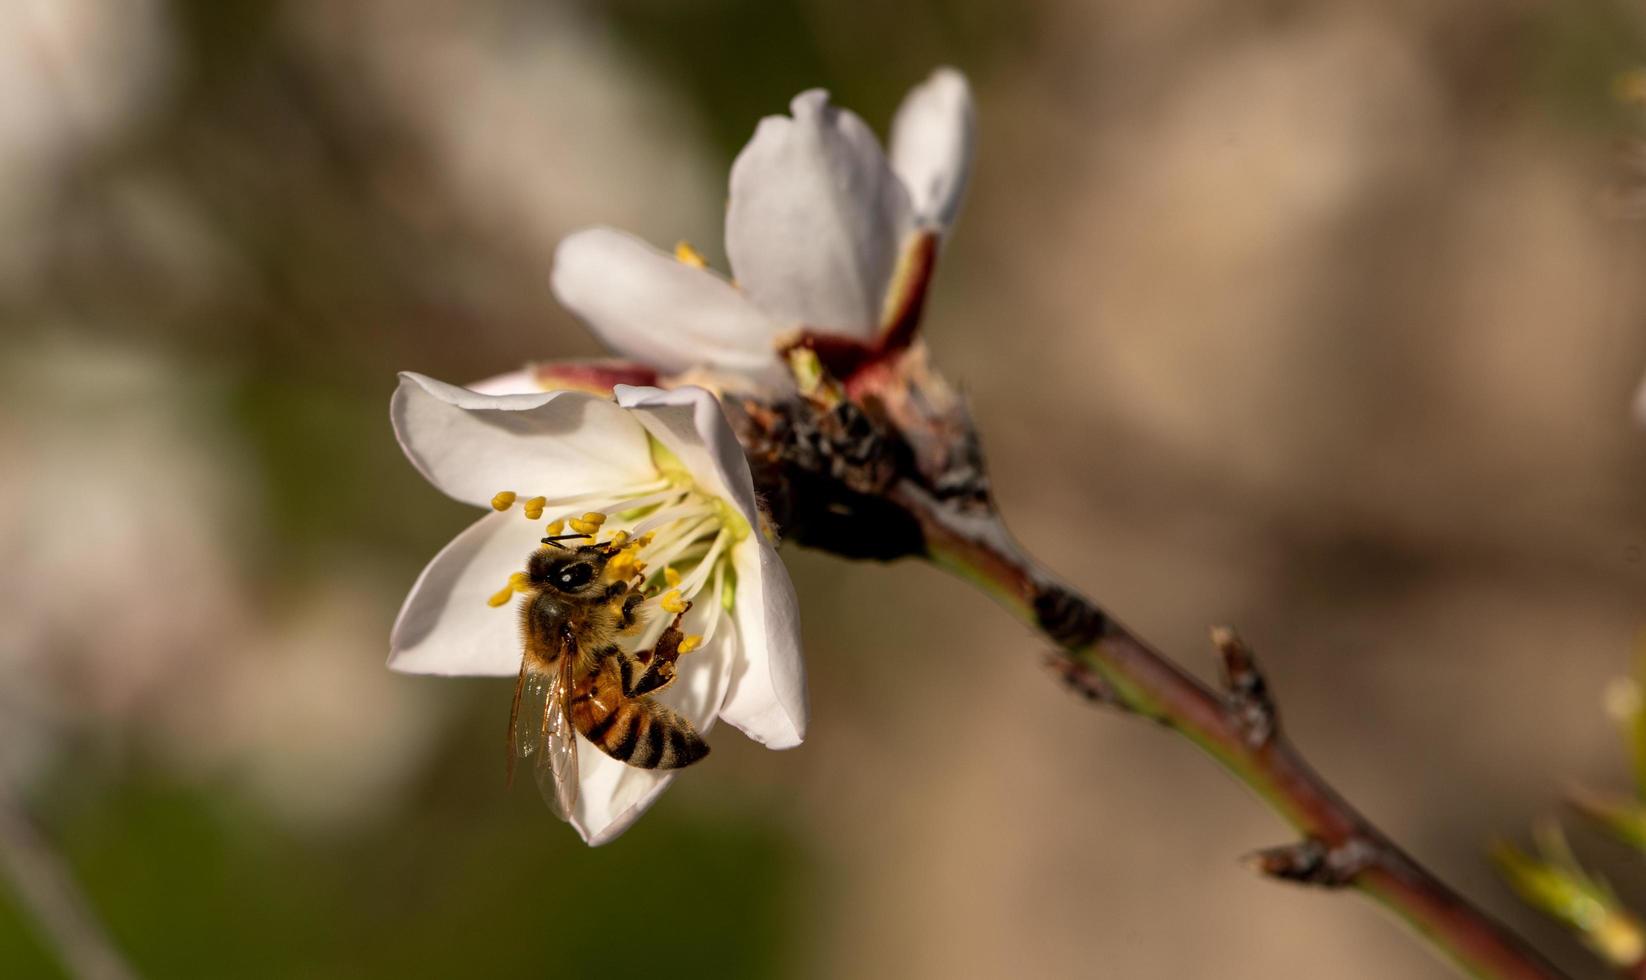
(388, 375, 805, 844)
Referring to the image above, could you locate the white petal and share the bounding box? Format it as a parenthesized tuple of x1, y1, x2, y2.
(726, 90, 914, 336)
(572, 759, 674, 847)
(718, 539, 807, 749)
(889, 67, 975, 231)
(388, 510, 545, 677)
(391, 372, 656, 509)
(464, 369, 540, 396)
(613, 385, 761, 528)
(571, 625, 736, 845)
(551, 227, 786, 381)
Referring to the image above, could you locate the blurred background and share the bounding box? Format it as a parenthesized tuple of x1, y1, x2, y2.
(2, 0, 1645, 976)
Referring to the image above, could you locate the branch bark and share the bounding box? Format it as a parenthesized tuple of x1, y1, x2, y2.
(736, 359, 1567, 979)
(886, 478, 1567, 980)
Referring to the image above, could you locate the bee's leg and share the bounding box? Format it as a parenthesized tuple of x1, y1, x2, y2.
(616, 590, 645, 633)
(620, 608, 691, 697)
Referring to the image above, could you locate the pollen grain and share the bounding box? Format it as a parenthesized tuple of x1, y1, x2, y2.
(673, 241, 708, 268)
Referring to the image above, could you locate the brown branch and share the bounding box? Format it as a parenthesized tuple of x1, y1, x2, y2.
(885, 478, 1567, 980)
(737, 367, 1565, 979)
(1045, 650, 1121, 706)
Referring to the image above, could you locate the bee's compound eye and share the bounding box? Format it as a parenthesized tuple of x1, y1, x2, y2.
(556, 563, 595, 590)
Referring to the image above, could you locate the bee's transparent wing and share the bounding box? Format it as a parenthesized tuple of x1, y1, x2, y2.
(513, 659, 580, 822)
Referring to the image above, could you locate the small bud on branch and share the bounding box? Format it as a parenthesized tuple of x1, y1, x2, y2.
(1245, 837, 1377, 888)
(1212, 626, 1277, 750)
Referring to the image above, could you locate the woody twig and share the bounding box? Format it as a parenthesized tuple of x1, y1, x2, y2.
(737, 344, 1568, 980)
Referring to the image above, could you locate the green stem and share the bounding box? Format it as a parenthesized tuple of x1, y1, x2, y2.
(895, 481, 1566, 980)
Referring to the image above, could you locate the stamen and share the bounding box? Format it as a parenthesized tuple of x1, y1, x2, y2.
(634, 502, 714, 538)
(637, 514, 716, 566)
(527, 479, 673, 512)
(660, 590, 688, 614)
(678, 635, 702, 654)
(606, 487, 690, 523)
(675, 529, 731, 599)
(700, 564, 728, 639)
(522, 496, 547, 520)
(664, 566, 681, 588)
(569, 513, 605, 535)
(606, 530, 630, 549)
(674, 241, 708, 268)
(545, 519, 565, 535)
(487, 585, 515, 607)
(508, 572, 529, 589)
(491, 491, 517, 511)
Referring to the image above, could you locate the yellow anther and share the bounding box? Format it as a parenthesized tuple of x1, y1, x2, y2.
(606, 530, 630, 549)
(678, 634, 703, 654)
(673, 241, 708, 268)
(508, 572, 529, 589)
(581, 511, 607, 526)
(569, 518, 601, 535)
(545, 519, 565, 535)
(487, 585, 515, 607)
(664, 566, 681, 587)
(636, 533, 655, 548)
(522, 496, 547, 520)
(660, 590, 687, 614)
(491, 491, 517, 511)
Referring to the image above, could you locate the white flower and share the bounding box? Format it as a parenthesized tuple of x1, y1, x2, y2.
(550, 67, 974, 384)
(388, 373, 806, 844)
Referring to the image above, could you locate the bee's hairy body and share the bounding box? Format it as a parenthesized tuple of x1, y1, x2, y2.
(518, 545, 708, 772)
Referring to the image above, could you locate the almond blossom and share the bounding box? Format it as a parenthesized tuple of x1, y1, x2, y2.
(547, 67, 974, 389)
(388, 373, 805, 844)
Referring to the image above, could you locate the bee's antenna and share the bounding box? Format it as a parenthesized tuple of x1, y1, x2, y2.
(539, 533, 592, 549)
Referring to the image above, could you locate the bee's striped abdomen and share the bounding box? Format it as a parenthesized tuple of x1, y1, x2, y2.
(569, 658, 708, 770)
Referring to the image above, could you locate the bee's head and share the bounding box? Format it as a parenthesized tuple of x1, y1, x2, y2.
(526, 542, 609, 596)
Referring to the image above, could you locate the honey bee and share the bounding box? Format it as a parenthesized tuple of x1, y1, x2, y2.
(508, 535, 710, 820)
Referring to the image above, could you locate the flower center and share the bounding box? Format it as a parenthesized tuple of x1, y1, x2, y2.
(484, 439, 748, 655)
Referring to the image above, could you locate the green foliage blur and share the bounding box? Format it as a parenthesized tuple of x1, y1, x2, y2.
(1, 769, 802, 979)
